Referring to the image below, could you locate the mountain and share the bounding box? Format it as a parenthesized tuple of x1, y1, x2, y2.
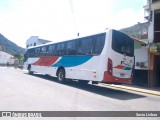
(120, 22, 148, 40)
(0, 22, 148, 56)
(0, 33, 25, 55)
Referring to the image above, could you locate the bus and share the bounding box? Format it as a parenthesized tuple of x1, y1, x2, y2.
(24, 29, 134, 84)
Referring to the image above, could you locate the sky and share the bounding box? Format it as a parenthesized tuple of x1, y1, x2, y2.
(0, 0, 147, 48)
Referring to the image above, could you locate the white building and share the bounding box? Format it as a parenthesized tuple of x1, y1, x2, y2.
(26, 36, 51, 48)
(144, 0, 160, 87)
(130, 36, 149, 86)
(0, 51, 15, 65)
(134, 39, 148, 70)
(144, 0, 160, 43)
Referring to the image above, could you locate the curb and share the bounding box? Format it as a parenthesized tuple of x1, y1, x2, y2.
(99, 83, 160, 96)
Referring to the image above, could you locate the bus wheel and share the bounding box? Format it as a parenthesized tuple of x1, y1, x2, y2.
(28, 66, 33, 75)
(57, 69, 66, 83)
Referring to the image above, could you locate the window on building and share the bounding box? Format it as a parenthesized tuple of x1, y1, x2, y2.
(154, 10, 160, 43)
(152, 0, 159, 3)
(34, 43, 36, 46)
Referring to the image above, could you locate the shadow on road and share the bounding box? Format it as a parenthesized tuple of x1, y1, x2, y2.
(26, 73, 146, 100)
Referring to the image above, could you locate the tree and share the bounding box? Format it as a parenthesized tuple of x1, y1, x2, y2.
(14, 53, 24, 61)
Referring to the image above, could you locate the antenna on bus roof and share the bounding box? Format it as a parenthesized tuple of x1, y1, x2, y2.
(69, 0, 79, 37)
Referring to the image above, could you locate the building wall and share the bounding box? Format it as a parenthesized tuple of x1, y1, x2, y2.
(26, 36, 38, 48)
(147, 0, 160, 87)
(133, 41, 149, 86)
(26, 36, 51, 48)
(0, 51, 15, 65)
(134, 47, 148, 70)
(146, 0, 160, 43)
(148, 11, 154, 43)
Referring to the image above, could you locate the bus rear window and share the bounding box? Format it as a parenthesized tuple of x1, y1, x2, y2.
(112, 30, 134, 57)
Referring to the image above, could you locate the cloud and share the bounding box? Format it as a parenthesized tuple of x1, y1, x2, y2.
(70, 0, 113, 35)
(107, 8, 146, 30)
(0, 0, 146, 48)
(0, 0, 76, 47)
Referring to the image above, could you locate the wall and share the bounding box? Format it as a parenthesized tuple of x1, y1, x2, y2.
(132, 41, 149, 86)
(148, 11, 154, 43)
(134, 47, 148, 70)
(26, 36, 38, 48)
(0, 51, 15, 65)
(26, 37, 51, 48)
(134, 41, 149, 70)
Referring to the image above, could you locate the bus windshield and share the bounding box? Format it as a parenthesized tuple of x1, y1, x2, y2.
(112, 30, 134, 57)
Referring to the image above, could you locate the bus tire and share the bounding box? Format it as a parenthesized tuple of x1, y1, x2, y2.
(28, 65, 33, 75)
(57, 68, 66, 83)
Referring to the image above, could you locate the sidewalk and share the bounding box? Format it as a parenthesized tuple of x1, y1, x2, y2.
(100, 83, 160, 96)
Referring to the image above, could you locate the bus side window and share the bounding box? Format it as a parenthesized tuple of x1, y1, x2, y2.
(28, 49, 34, 57)
(48, 44, 56, 56)
(61, 42, 66, 56)
(77, 37, 95, 55)
(66, 40, 76, 55)
(35, 47, 41, 57)
(89, 37, 95, 55)
(94, 34, 105, 55)
(56, 43, 61, 56)
(54, 44, 58, 56)
(77, 39, 85, 55)
(40, 46, 48, 57)
(57, 42, 66, 56)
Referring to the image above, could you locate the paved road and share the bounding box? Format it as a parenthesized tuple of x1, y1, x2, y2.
(0, 67, 160, 119)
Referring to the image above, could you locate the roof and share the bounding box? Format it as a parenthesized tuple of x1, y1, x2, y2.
(130, 36, 148, 45)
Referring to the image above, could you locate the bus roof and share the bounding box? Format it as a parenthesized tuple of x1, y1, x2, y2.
(26, 29, 114, 49)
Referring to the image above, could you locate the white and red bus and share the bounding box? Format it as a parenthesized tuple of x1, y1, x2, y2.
(24, 29, 134, 84)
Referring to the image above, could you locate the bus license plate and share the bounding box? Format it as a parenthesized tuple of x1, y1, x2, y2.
(120, 73, 125, 77)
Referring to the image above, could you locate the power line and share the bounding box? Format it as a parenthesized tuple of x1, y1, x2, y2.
(69, 0, 79, 37)
(69, 0, 74, 13)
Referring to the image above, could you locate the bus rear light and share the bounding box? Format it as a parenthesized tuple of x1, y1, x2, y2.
(107, 58, 113, 75)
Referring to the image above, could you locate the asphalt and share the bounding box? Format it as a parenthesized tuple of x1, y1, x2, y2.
(2, 66, 160, 96)
(100, 83, 160, 96)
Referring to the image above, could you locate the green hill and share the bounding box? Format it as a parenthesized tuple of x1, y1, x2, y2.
(0, 33, 25, 55)
(120, 22, 148, 39)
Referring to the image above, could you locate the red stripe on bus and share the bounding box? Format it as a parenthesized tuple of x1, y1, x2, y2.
(33, 57, 59, 66)
(114, 65, 125, 69)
